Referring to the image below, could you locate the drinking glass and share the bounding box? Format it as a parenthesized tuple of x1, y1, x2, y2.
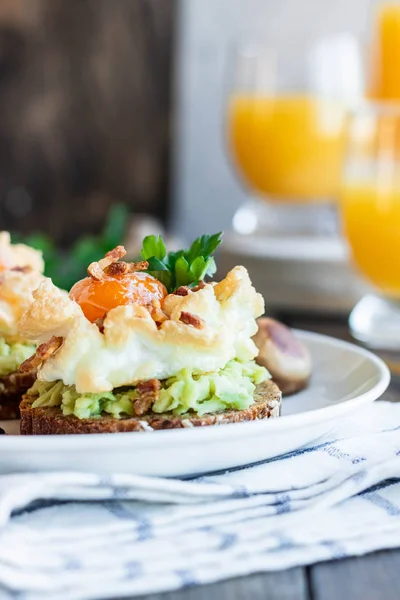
(341, 103, 400, 349)
(227, 34, 364, 236)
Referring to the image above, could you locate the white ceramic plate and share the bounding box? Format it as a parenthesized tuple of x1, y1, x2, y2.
(0, 331, 390, 477)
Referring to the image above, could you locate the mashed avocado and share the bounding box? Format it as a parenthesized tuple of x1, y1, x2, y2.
(0, 337, 36, 376)
(28, 359, 269, 419)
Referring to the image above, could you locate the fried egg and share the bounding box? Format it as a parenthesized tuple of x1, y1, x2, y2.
(19, 266, 264, 393)
(0, 232, 46, 341)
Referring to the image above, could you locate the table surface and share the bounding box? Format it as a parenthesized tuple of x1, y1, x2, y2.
(132, 316, 400, 600)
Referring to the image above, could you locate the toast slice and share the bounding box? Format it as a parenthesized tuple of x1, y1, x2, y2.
(20, 380, 281, 435)
(0, 372, 36, 420)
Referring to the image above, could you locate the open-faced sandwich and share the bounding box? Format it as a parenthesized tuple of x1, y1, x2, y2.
(18, 233, 282, 434)
(0, 232, 46, 419)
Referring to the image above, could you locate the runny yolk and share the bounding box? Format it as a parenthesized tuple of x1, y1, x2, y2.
(69, 272, 167, 323)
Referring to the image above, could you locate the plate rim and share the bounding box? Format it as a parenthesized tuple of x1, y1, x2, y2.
(0, 330, 390, 449)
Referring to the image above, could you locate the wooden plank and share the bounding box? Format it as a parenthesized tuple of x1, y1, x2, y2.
(132, 568, 308, 600)
(0, 0, 176, 244)
(310, 549, 400, 600)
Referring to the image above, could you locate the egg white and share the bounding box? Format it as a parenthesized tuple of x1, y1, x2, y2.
(19, 266, 265, 393)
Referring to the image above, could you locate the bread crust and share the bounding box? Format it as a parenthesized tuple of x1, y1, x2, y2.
(20, 380, 281, 435)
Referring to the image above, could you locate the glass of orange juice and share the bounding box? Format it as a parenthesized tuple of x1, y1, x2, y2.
(370, 3, 400, 101)
(228, 35, 364, 236)
(341, 103, 400, 349)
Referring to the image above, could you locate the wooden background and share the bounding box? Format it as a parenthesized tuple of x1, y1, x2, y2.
(0, 0, 176, 245)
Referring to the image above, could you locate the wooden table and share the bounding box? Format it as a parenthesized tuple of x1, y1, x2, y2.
(134, 315, 400, 600)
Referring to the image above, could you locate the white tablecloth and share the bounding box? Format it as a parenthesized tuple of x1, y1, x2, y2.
(0, 401, 400, 599)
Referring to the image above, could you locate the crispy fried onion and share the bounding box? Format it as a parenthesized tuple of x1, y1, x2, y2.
(87, 246, 149, 281)
(174, 281, 206, 296)
(19, 336, 63, 373)
(179, 311, 205, 329)
(88, 246, 126, 280)
(133, 378, 161, 416)
(94, 318, 105, 333)
(105, 260, 149, 277)
(174, 286, 190, 297)
(150, 299, 168, 326)
(192, 280, 206, 292)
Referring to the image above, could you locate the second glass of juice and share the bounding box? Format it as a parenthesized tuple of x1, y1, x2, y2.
(341, 104, 400, 349)
(228, 35, 364, 236)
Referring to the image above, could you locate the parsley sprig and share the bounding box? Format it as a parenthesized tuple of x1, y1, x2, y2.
(141, 232, 223, 292)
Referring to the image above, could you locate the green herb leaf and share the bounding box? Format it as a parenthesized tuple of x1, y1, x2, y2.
(187, 232, 223, 263)
(205, 256, 217, 278)
(175, 256, 191, 287)
(165, 250, 183, 272)
(72, 236, 101, 265)
(103, 204, 129, 249)
(21, 233, 55, 255)
(141, 232, 223, 293)
(141, 235, 166, 261)
(189, 256, 206, 280)
(150, 271, 173, 290)
(146, 256, 169, 271)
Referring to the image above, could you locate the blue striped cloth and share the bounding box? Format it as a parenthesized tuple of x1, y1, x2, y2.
(0, 401, 400, 599)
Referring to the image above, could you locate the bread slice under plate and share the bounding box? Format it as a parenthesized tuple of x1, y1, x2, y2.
(20, 380, 282, 435)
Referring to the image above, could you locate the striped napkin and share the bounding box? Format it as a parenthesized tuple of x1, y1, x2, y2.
(0, 401, 399, 600)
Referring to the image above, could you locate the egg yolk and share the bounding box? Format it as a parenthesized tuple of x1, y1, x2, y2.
(69, 272, 167, 323)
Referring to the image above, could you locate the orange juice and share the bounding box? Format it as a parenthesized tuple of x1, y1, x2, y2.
(341, 181, 400, 297)
(371, 4, 400, 100)
(229, 94, 347, 201)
